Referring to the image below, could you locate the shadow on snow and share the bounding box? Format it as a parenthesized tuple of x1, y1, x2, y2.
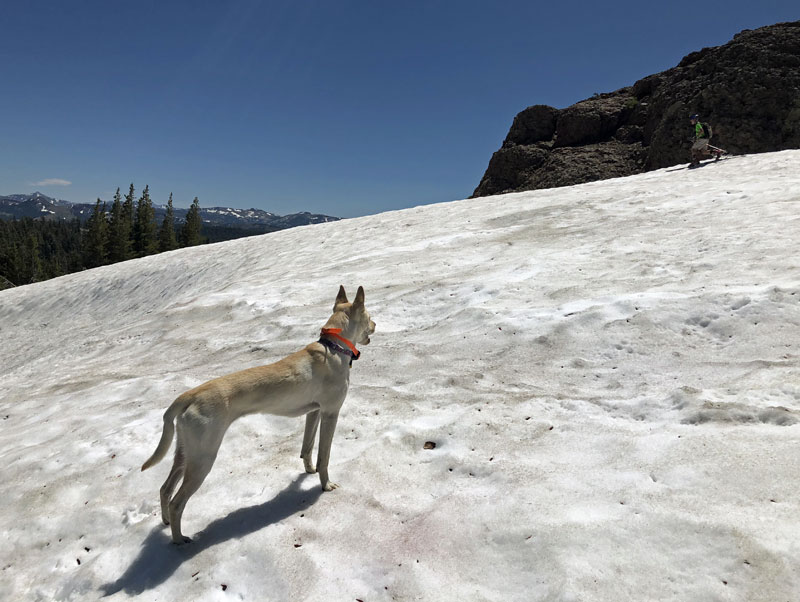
(101, 474, 322, 596)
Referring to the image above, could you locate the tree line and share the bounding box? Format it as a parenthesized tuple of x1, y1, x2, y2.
(0, 184, 204, 288)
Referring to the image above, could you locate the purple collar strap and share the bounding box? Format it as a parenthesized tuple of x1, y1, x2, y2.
(319, 336, 358, 366)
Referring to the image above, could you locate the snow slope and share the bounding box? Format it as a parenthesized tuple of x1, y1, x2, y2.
(1, 151, 799, 601)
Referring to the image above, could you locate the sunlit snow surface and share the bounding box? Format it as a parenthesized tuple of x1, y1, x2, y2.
(1, 151, 799, 601)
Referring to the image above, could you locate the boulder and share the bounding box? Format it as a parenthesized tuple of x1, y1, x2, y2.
(553, 91, 636, 147)
(504, 105, 558, 146)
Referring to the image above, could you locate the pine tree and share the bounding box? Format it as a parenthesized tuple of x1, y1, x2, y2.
(0, 219, 21, 287)
(180, 197, 203, 247)
(83, 199, 109, 268)
(107, 188, 128, 263)
(25, 232, 44, 283)
(134, 184, 157, 257)
(158, 193, 178, 252)
(120, 183, 135, 261)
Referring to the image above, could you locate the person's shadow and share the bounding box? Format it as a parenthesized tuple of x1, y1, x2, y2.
(101, 474, 321, 596)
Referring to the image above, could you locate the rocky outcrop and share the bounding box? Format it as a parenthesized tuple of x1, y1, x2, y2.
(473, 21, 800, 197)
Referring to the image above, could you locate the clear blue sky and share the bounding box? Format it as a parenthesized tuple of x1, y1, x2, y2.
(1, 1, 796, 217)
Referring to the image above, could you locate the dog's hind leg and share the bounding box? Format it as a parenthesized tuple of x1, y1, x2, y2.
(301, 409, 320, 473)
(159, 448, 184, 525)
(168, 454, 216, 544)
(167, 418, 226, 544)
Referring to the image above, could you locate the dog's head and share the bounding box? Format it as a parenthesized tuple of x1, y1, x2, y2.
(331, 285, 376, 345)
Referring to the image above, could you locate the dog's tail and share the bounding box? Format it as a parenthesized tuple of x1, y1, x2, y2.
(141, 395, 192, 471)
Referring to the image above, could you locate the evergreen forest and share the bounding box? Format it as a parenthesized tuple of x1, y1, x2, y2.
(0, 185, 205, 289)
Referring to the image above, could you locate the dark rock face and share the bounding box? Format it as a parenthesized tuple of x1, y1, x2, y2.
(505, 105, 558, 145)
(554, 93, 638, 148)
(473, 21, 800, 197)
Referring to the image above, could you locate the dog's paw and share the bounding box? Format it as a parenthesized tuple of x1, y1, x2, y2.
(172, 536, 192, 545)
(303, 460, 317, 474)
(322, 482, 340, 492)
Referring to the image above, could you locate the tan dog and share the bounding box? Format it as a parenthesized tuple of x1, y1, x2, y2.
(141, 285, 376, 544)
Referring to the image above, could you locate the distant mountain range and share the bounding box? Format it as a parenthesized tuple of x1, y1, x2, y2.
(0, 192, 340, 231)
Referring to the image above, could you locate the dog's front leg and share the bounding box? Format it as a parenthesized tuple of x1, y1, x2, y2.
(317, 411, 340, 491)
(301, 409, 320, 473)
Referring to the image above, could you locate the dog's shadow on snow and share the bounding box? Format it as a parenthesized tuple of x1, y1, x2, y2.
(101, 474, 322, 597)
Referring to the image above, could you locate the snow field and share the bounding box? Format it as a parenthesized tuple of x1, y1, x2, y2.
(1, 150, 799, 601)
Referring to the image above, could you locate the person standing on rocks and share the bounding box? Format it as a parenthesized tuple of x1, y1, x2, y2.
(689, 114, 721, 167)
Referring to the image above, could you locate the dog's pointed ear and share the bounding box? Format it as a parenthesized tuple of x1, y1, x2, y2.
(353, 286, 365, 308)
(334, 285, 348, 310)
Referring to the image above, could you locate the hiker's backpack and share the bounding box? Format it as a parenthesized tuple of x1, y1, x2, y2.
(701, 122, 712, 138)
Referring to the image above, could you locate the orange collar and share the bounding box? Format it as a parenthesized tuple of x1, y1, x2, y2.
(320, 328, 361, 361)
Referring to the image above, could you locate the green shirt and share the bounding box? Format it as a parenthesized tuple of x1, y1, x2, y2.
(695, 122, 708, 139)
